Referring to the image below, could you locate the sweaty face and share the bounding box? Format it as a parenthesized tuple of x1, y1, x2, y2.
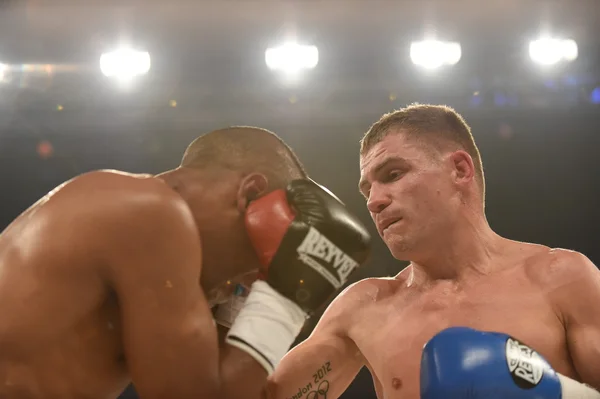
(359, 133, 460, 260)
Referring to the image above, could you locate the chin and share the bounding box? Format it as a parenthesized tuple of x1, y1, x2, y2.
(385, 240, 411, 261)
(390, 250, 413, 262)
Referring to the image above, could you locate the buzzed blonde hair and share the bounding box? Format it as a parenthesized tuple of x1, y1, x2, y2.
(360, 104, 485, 199)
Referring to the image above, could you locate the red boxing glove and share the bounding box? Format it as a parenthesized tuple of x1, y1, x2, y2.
(245, 189, 295, 275)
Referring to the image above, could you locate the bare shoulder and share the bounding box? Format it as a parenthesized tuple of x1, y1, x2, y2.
(322, 275, 400, 320)
(70, 171, 203, 290)
(45, 170, 198, 260)
(311, 275, 398, 338)
(523, 245, 598, 290)
(8, 169, 181, 242)
(57, 170, 186, 220)
(338, 275, 399, 305)
(62, 169, 165, 196)
(82, 170, 195, 235)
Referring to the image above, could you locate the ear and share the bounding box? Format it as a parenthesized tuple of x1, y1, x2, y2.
(236, 173, 269, 212)
(449, 150, 475, 186)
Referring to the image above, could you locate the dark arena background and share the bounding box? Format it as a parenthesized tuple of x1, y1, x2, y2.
(0, 0, 598, 398)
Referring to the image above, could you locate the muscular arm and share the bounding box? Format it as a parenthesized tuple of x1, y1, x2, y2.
(89, 174, 270, 399)
(546, 250, 600, 389)
(265, 285, 366, 399)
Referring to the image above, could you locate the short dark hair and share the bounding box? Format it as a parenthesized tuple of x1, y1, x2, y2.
(181, 126, 307, 190)
(360, 104, 485, 198)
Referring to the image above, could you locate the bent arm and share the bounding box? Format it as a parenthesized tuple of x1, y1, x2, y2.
(548, 250, 600, 389)
(265, 289, 365, 399)
(90, 176, 279, 399)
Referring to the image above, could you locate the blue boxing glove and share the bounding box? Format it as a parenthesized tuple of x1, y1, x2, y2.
(420, 327, 562, 399)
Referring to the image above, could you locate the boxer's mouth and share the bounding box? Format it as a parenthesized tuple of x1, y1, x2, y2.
(379, 218, 402, 235)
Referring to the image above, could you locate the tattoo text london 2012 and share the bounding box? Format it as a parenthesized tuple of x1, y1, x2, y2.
(287, 361, 332, 399)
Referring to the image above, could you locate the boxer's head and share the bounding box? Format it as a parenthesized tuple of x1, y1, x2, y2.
(358, 104, 484, 261)
(159, 126, 307, 292)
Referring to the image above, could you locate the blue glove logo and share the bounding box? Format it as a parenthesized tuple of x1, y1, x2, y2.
(505, 337, 546, 389)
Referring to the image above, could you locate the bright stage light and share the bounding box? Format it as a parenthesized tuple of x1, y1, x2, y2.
(265, 43, 319, 73)
(410, 40, 462, 69)
(100, 49, 151, 80)
(529, 38, 578, 65)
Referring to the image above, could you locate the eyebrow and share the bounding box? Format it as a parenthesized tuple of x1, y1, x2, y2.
(358, 156, 409, 195)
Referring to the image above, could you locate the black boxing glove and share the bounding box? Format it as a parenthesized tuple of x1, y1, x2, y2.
(224, 179, 371, 374)
(246, 178, 371, 312)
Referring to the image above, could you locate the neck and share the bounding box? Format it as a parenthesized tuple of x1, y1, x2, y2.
(408, 209, 504, 285)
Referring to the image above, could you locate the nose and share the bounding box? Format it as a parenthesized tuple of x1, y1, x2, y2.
(366, 183, 391, 214)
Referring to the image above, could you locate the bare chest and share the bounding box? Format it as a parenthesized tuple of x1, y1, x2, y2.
(349, 279, 572, 399)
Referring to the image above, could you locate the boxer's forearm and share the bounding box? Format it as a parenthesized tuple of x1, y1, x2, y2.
(213, 327, 271, 399)
(218, 344, 270, 399)
(216, 323, 229, 347)
(215, 316, 358, 399)
(264, 336, 364, 399)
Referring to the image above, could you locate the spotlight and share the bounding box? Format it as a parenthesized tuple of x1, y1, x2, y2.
(410, 40, 462, 69)
(529, 38, 578, 65)
(265, 43, 319, 73)
(100, 49, 151, 80)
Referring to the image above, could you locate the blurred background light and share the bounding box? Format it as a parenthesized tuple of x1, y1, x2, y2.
(100, 49, 151, 80)
(0, 63, 6, 82)
(265, 43, 319, 73)
(410, 40, 462, 69)
(529, 38, 578, 65)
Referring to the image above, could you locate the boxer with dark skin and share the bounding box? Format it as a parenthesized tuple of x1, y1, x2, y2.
(263, 105, 600, 399)
(0, 126, 371, 399)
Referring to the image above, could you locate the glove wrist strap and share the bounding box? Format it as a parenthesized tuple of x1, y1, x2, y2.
(225, 281, 308, 375)
(558, 373, 600, 398)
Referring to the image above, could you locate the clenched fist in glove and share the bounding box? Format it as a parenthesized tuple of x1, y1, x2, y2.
(224, 179, 371, 374)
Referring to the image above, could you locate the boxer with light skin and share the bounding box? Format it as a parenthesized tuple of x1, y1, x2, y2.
(255, 104, 600, 398)
(0, 126, 371, 399)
